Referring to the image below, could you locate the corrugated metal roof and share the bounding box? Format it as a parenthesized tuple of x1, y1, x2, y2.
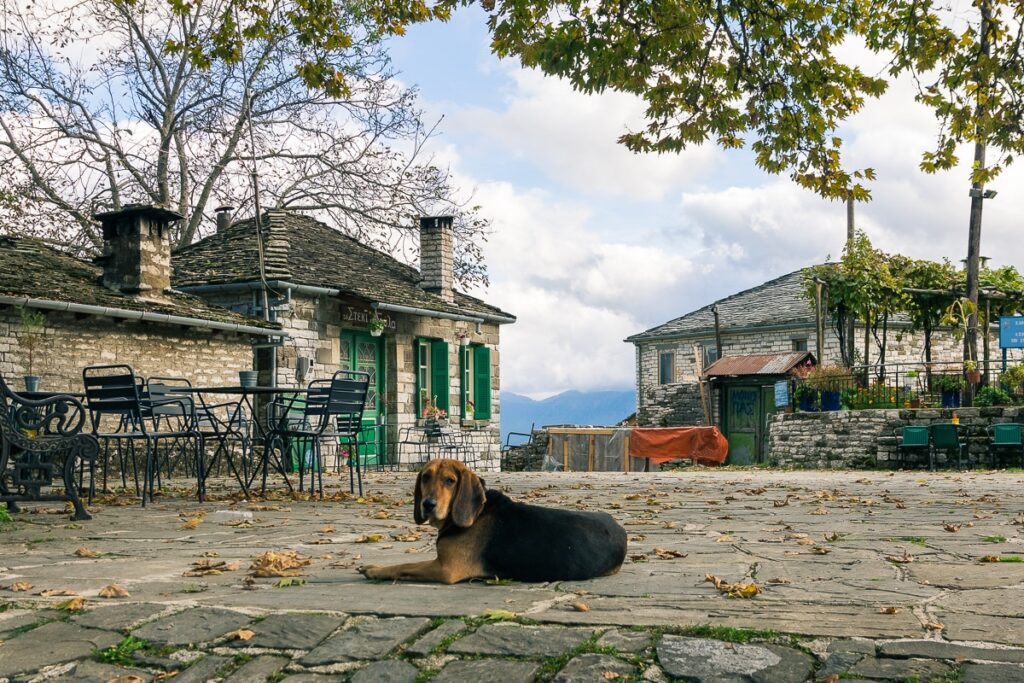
(704, 352, 815, 378)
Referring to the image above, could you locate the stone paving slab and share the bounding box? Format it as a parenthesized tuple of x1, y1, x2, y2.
(299, 616, 430, 665)
(226, 612, 345, 650)
(847, 655, 953, 680)
(171, 654, 232, 683)
(963, 662, 1024, 682)
(0, 621, 121, 678)
(222, 654, 289, 682)
(131, 606, 251, 646)
(349, 659, 419, 683)
(878, 639, 1024, 663)
(432, 659, 540, 683)
(52, 659, 154, 682)
(553, 653, 636, 682)
(447, 623, 595, 657)
(406, 620, 467, 656)
(72, 602, 169, 631)
(657, 636, 814, 683)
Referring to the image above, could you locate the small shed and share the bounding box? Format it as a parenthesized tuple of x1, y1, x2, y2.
(704, 351, 815, 464)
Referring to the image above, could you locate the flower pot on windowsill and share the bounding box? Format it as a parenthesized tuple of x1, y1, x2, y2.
(24, 375, 40, 393)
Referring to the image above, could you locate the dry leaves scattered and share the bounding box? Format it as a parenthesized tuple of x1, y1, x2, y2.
(183, 559, 241, 577)
(878, 606, 901, 614)
(250, 550, 311, 578)
(38, 588, 78, 597)
(98, 584, 130, 598)
(704, 574, 762, 599)
(886, 549, 915, 564)
(926, 621, 945, 631)
(226, 628, 256, 641)
(943, 522, 962, 533)
(57, 596, 86, 611)
(355, 533, 386, 543)
(74, 547, 102, 558)
(6, 581, 33, 592)
(108, 677, 146, 683)
(653, 547, 686, 560)
(572, 602, 590, 612)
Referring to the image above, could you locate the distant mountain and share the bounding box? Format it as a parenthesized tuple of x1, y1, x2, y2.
(499, 390, 636, 446)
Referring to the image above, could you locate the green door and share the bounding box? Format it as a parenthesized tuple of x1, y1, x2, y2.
(760, 385, 779, 462)
(725, 386, 759, 465)
(340, 331, 383, 466)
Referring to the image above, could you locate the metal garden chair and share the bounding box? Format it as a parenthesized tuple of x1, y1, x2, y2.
(894, 425, 932, 470)
(987, 423, 1024, 468)
(930, 422, 968, 470)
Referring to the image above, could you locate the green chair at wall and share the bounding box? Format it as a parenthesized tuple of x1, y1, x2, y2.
(987, 423, 1024, 468)
(894, 426, 932, 470)
(930, 423, 968, 469)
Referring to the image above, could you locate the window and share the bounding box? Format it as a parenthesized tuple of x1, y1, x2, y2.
(791, 338, 808, 352)
(461, 344, 492, 420)
(704, 345, 719, 368)
(659, 351, 675, 385)
(414, 338, 449, 416)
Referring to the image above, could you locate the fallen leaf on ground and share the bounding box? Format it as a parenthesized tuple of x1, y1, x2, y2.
(886, 549, 915, 564)
(810, 507, 828, 515)
(57, 596, 86, 611)
(796, 538, 816, 546)
(480, 609, 516, 621)
(879, 606, 900, 614)
(572, 602, 590, 612)
(98, 584, 130, 598)
(250, 550, 311, 577)
(823, 532, 844, 542)
(715, 535, 734, 543)
(7, 581, 33, 592)
(943, 522, 961, 532)
(183, 559, 241, 577)
(74, 547, 102, 558)
(978, 555, 1002, 563)
(773, 499, 789, 507)
(811, 547, 831, 555)
(181, 518, 203, 530)
(653, 547, 686, 559)
(704, 574, 762, 599)
(107, 677, 146, 683)
(926, 621, 945, 630)
(318, 525, 336, 533)
(815, 674, 840, 683)
(226, 628, 256, 641)
(272, 577, 303, 589)
(765, 578, 791, 585)
(39, 589, 78, 597)
(354, 533, 385, 543)
(392, 532, 421, 542)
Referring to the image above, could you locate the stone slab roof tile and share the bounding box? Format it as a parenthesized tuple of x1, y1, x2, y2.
(627, 269, 815, 342)
(172, 211, 514, 321)
(0, 235, 277, 330)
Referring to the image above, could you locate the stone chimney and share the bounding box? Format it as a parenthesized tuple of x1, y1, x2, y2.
(215, 205, 234, 233)
(93, 204, 182, 295)
(419, 215, 454, 302)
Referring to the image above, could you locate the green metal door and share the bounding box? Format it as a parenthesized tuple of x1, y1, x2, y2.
(725, 386, 759, 465)
(340, 331, 383, 465)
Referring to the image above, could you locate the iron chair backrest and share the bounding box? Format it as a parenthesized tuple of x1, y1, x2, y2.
(990, 423, 1023, 446)
(930, 423, 962, 448)
(147, 378, 195, 418)
(304, 370, 370, 436)
(899, 426, 930, 448)
(82, 364, 146, 432)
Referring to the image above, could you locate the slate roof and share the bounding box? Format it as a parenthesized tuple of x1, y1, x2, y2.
(0, 235, 278, 331)
(627, 269, 814, 343)
(704, 352, 816, 377)
(172, 210, 515, 322)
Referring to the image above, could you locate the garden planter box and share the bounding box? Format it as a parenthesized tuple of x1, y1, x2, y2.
(941, 389, 961, 408)
(820, 390, 841, 411)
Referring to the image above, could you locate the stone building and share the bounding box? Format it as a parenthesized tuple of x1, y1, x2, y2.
(172, 209, 515, 469)
(627, 268, 1010, 435)
(0, 206, 280, 393)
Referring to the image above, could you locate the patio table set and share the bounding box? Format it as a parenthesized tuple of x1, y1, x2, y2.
(894, 420, 1024, 470)
(0, 365, 370, 519)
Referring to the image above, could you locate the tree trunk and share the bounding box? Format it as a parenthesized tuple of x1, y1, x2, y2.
(846, 196, 856, 367)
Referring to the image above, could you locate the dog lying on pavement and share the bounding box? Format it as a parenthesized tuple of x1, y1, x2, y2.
(359, 459, 627, 584)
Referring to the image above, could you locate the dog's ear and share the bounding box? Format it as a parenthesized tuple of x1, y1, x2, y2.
(413, 468, 425, 525)
(451, 467, 486, 528)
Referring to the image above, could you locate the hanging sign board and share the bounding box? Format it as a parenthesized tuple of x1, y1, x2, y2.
(999, 316, 1024, 349)
(774, 380, 790, 408)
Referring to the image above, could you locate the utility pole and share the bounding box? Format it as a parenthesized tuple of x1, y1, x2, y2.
(846, 196, 855, 367)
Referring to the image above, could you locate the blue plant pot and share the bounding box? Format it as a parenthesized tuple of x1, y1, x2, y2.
(798, 394, 817, 412)
(820, 390, 841, 411)
(941, 389, 961, 408)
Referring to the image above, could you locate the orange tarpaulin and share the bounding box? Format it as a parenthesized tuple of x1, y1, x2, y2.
(629, 427, 729, 466)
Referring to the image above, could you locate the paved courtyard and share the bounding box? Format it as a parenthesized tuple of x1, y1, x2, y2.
(2, 468, 1024, 681)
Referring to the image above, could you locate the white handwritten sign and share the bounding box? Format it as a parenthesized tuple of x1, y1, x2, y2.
(343, 306, 396, 330)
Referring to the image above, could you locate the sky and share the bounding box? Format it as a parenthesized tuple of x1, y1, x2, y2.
(393, 9, 1024, 399)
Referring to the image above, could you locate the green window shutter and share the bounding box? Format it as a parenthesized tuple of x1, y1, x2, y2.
(459, 346, 468, 416)
(430, 340, 449, 413)
(414, 338, 423, 417)
(473, 345, 491, 420)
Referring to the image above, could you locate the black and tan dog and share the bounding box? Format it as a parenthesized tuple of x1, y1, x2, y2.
(359, 459, 627, 584)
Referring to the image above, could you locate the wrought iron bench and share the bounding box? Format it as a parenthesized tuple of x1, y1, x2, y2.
(1, 376, 98, 520)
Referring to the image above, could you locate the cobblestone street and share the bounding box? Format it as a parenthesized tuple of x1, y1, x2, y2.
(2, 469, 1024, 681)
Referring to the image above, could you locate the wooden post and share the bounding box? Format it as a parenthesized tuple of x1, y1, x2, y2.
(588, 434, 595, 472)
(846, 196, 856, 366)
(623, 432, 630, 473)
(712, 305, 724, 360)
(814, 279, 825, 363)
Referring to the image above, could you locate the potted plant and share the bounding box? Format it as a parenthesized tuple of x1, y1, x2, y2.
(964, 359, 981, 385)
(17, 305, 45, 392)
(973, 386, 1013, 407)
(805, 365, 850, 411)
(368, 313, 386, 337)
(464, 399, 475, 421)
(999, 365, 1024, 397)
(421, 396, 447, 437)
(905, 389, 921, 409)
(932, 374, 964, 408)
(793, 383, 818, 412)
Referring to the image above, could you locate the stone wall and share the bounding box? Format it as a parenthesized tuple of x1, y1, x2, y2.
(636, 323, 1019, 428)
(768, 407, 1024, 468)
(0, 307, 255, 392)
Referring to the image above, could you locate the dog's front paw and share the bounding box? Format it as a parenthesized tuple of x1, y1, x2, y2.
(358, 564, 386, 580)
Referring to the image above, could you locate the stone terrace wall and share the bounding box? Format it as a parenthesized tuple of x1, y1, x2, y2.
(0, 307, 255, 392)
(769, 407, 1024, 468)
